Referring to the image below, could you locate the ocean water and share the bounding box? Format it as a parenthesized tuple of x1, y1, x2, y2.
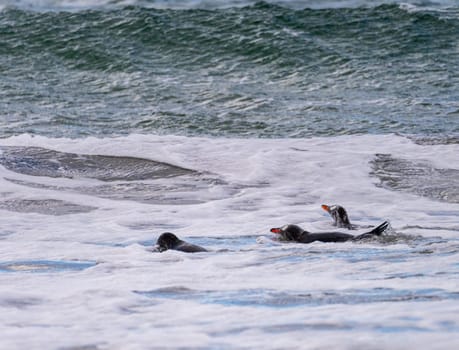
(0, 0, 458, 349)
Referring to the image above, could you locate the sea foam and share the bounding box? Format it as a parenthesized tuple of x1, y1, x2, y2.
(0, 133, 458, 349)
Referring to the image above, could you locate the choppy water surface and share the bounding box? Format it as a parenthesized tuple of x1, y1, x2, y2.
(0, 0, 458, 349)
(1, 1, 459, 138)
(0, 260, 97, 273)
(0, 135, 458, 349)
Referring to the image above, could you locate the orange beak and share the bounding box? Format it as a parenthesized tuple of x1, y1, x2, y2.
(321, 204, 330, 212)
(270, 228, 281, 234)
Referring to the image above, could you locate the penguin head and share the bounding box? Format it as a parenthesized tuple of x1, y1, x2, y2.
(270, 224, 305, 242)
(155, 232, 180, 252)
(321, 204, 351, 229)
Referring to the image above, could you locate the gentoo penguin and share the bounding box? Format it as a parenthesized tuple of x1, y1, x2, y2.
(270, 221, 389, 243)
(154, 232, 207, 253)
(321, 204, 354, 229)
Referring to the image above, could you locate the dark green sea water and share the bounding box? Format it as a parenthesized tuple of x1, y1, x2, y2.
(1, 1, 458, 138)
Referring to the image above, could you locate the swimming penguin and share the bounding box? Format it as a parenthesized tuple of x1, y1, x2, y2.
(154, 232, 208, 253)
(270, 221, 389, 243)
(321, 204, 354, 229)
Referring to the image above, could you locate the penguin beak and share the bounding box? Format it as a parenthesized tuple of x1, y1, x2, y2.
(321, 204, 330, 213)
(270, 228, 282, 234)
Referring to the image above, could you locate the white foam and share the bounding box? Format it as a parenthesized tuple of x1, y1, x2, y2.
(2, 133, 457, 234)
(1, 133, 458, 349)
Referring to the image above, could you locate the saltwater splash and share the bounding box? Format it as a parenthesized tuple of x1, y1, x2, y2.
(0, 133, 458, 349)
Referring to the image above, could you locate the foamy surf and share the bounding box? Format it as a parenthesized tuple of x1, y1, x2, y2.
(0, 133, 458, 349)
